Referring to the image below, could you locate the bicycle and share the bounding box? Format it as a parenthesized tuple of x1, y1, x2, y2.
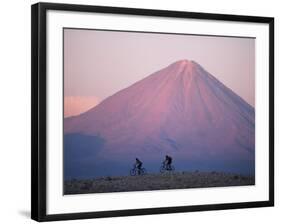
(160, 163, 175, 173)
(130, 167, 147, 176)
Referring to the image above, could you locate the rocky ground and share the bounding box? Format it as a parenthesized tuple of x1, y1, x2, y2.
(64, 171, 255, 195)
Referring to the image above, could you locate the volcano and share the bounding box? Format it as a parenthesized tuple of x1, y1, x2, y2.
(64, 60, 255, 179)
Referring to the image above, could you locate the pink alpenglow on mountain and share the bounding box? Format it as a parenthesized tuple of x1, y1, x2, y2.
(64, 60, 255, 179)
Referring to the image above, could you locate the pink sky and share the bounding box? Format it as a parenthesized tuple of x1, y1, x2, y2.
(64, 96, 99, 117)
(64, 29, 255, 118)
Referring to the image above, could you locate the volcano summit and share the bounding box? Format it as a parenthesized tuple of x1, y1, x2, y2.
(64, 60, 255, 179)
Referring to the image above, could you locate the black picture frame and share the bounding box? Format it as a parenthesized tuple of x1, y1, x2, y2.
(31, 2, 274, 222)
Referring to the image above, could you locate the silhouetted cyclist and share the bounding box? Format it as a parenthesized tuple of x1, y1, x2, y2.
(135, 158, 143, 175)
(164, 155, 172, 170)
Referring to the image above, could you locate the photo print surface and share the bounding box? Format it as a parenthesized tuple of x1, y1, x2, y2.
(63, 28, 255, 194)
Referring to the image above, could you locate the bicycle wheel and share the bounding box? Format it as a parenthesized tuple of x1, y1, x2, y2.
(140, 168, 147, 175)
(130, 168, 136, 176)
(160, 165, 165, 173)
(170, 165, 175, 171)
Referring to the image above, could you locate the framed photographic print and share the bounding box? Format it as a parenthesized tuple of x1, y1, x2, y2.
(31, 2, 274, 222)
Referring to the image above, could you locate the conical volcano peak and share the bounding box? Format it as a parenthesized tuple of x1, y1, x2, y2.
(172, 59, 193, 66)
(176, 59, 192, 64)
(169, 59, 199, 70)
(167, 59, 201, 79)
